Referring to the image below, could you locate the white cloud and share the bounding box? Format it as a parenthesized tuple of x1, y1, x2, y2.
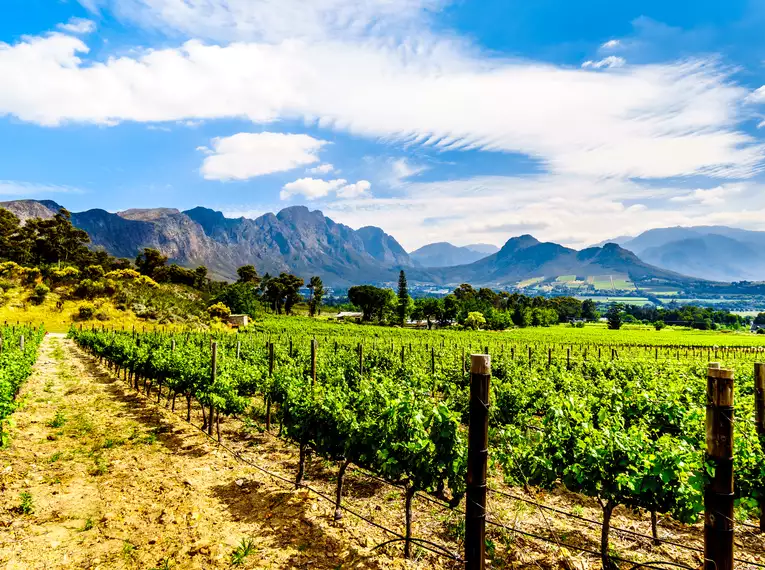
(0, 180, 83, 196)
(307, 163, 335, 174)
(601, 40, 621, 50)
(669, 184, 744, 206)
(582, 56, 626, 69)
(0, 31, 759, 180)
(280, 177, 371, 200)
(78, 0, 442, 42)
(57, 18, 97, 34)
(389, 158, 428, 185)
(336, 180, 371, 198)
(280, 178, 347, 200)
(200, 132, 327, 181)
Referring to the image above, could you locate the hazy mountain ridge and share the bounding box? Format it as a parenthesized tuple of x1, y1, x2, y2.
(601, 226, 765, 282)
(409, 242, 498, 267)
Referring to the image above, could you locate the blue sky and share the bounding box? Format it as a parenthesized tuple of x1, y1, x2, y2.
(3, 0, 765, 250)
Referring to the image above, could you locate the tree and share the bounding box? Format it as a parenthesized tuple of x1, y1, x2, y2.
(0, 209, 21, 259)
(606, 303, 623, 330)
(262, 273, 303, 315)
(464, 311, 486, 330)
(412, 297, 443, 330)
(43, 209, 91, 266)
(280, 274, 304, 315)
(237, 265, 260, 285)
(397, 270, 410, 325)
(194, 266, 209, 290)
(348, 285, 391, 321)
(582, 299, 599, 321)
(307, 276, 325, 317)
(135, 248, 168, 280)
(212, 282, 262, 317)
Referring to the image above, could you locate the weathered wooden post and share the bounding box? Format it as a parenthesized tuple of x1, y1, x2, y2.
(755, 363, 765, 532)
(207, 342, 218, 436)
(19, 335, 24, 352)
(705, 364, 735, 570)
(465, 354, 490, 570)
(266, 342, 274, 430)
(358, 343, 364, 378)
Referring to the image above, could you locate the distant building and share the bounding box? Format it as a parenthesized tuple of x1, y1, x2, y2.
(336, 311, 363, 321)
(227, 314, 249, 328)
(751, 322, 765, 333)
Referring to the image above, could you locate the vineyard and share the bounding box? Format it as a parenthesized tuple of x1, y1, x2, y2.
(68, 317, 765, 569)
(0, 324, 44, 443)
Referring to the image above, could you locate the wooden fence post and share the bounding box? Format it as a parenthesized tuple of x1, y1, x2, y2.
(755, 363, 765, 533)
(465, 354, 490, 570)
(266, 342, 274, 431)
(705, 364, 735, 570)
(358, 343, 364, 378)
(19, 335, 24, 352)
(209, 342, 217, 436)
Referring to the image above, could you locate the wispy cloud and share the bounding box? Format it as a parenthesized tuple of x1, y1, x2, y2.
(0, 180, 84, 196)
(582, 56, 626, 69)
(322, 174, 765, 250)
(77, 0, 443, 42)
(1, 32, 758, 180)
(57, 18, 97, 34)
(307, 163, 335, 175)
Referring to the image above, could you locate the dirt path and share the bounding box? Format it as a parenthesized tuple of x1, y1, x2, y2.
(0, 335, 419, 570)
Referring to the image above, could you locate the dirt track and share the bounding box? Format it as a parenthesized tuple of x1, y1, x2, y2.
(0, 335, 427, 570)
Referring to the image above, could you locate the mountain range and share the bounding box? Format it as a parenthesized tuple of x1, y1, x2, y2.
(598, 226, 765, 282)
(0, 200, 411, 285)
(0, 199, 742, 287)
(428, 235, 690, 287)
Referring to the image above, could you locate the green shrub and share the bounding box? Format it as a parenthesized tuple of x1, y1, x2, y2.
(74, 279, 106, 300)
(30, 283, 50, 305)
(207, 302, 231, 320)
(84, 265, 105, 280)
(77, 305, 95, 321)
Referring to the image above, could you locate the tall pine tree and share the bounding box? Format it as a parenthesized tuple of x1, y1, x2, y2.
(397, 270, 409, 325)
